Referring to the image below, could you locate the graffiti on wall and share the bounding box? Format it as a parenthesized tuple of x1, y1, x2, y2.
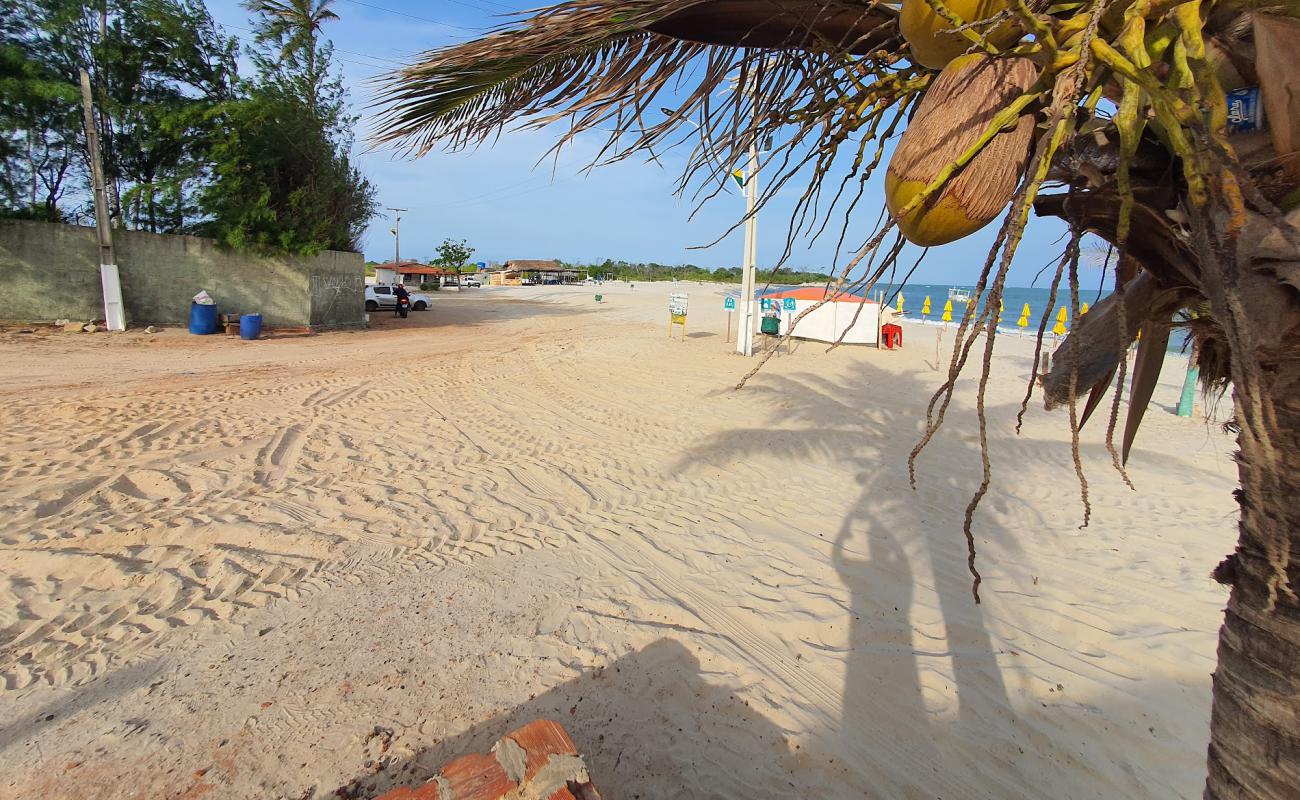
(309, 273, 365, 325)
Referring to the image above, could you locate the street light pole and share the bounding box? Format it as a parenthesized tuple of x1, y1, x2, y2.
(736, 138, 759, 357)
(661, 106, 760, 357)
(387, 207, 407, 267)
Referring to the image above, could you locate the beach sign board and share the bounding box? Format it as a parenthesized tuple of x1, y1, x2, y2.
(783, 298, 796, 310)
(669, 292, 689, 316)
(760, 298, 771, 310)
(724, 296, 736, 310)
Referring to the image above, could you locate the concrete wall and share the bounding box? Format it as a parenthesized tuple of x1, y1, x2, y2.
(0, 220, 365, 328)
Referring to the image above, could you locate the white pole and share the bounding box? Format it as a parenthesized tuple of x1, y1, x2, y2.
(79, 69, 125, 331)
(387, 206, 407, 273)
(736, 137, 759, 357)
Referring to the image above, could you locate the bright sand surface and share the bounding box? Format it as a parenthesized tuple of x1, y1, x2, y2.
(0, 283, 1237, 799)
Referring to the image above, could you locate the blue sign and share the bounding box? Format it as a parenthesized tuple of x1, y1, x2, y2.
(723, 297, 736, 310)
(476, 261, 487, 270)
(782, 297, 796, 310)
(760, 298, 771, 310)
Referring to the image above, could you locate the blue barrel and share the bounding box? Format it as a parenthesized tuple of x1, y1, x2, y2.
(188, 301, 218, 335)
(239, 313, 263, 341)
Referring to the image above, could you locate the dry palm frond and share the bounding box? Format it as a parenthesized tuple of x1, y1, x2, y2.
(372, 0, 910, 262)
(372, 0, 896, 155)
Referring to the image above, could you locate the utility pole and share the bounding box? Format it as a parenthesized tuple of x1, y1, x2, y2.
(736, 136, 759, 357)
(80, 68, 124, 331)
(387, 207, 407, 266)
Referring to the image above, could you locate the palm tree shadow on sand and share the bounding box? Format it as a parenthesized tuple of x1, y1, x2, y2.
(675, 362, 1048, 797)
(334, 361, 1212, 799)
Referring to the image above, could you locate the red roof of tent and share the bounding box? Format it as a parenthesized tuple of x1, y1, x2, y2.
(762, 287, 876, 304)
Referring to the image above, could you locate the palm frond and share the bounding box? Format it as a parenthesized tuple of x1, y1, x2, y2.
(371, 0, 896, 155)
(371, 0, 905, 266)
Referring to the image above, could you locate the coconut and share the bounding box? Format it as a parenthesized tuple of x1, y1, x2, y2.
(885, 53, 1038, 247)
(900, 0, 1012, 70)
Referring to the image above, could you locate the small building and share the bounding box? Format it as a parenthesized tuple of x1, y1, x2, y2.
(759, 287, 894, 345)
(374, 261, 463, 287)
(488, 260, 583, 286)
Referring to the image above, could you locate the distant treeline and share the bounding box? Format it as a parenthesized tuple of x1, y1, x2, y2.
(568, 259, 831, 284)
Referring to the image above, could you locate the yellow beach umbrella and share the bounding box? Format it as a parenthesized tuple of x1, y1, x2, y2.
(922, 295, 932, 316)
(1052, 305, 1068, 335)
(1080, 301, 1089, 316)
(1016, 302, 1030, 329)
(997, 299, 1004, 323)
(941, 298, 954, 322)
(896, 293, 905, 314)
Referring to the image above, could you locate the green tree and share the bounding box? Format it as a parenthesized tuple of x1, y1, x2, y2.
(377, 3, 1300, 796)
(200, 82, 374, 254)
(200, 0, 375, 253)
(434, 237, 474, 275)
(2, 0, 238, 229)
(0, 0, 82, 219)
(110, 0, 239, 232)
(244, 0, 338, 113)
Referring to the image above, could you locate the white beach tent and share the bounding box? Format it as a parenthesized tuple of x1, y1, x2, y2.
(761, 287, 892, 345)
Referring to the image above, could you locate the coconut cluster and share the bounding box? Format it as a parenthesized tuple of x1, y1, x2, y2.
(888, 0, 1036, 246)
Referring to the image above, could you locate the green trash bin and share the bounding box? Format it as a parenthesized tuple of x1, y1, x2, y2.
(760, 316, 780, 335)
(595, 294, 603, 303)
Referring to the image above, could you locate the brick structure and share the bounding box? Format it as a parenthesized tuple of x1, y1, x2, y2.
(377, 720, 602, 800)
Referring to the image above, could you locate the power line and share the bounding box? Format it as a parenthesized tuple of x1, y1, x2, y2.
(336, 0, 484, 32)
(221, 22, 415, 65)
(440, 0, 516, 12)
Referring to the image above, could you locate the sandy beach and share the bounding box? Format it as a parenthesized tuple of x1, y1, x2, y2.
(0, 283, 1237, 799)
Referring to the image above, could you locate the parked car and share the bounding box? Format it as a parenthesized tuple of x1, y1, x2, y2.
(464, 276, 482, 287)
(365, 285, 432, 312)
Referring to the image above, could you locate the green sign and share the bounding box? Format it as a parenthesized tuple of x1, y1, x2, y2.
(783, 298, 796, 310)
(724, 297, 736, 310)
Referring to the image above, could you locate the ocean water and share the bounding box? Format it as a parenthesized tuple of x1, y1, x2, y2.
(875, 283, 1110, 330)
(756, 282, 1190, 353)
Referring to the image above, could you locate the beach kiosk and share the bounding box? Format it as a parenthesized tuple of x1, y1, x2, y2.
(759, 288, 892, 345)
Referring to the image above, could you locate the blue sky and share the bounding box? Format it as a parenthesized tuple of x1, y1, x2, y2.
(205, 0, 1106, 287)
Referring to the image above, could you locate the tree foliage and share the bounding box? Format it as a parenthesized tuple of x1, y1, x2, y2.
(200, 83, 375, 255)
(0, 0, 375, 254)
(197, 0, 375, 254)
(578, 258, 831, 284)
(0, 0, 82, 220)
(433, 237, 474, 271)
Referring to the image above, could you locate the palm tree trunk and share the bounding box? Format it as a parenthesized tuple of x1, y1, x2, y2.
(1034, 191, 1300, 799)
(1204, 360, 1300, 799)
